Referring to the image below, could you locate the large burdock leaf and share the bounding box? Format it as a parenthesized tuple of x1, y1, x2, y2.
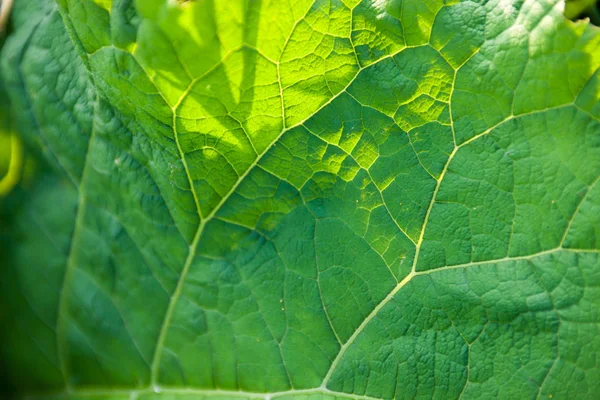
(1, 0, 600, 398)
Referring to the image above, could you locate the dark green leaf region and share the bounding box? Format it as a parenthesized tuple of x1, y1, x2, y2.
(1, 0, 599, 399)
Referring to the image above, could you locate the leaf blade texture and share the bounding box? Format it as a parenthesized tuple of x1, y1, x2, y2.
(1, 0, 599, 399)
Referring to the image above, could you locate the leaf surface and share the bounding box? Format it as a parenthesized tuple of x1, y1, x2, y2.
(1, 0, 600, 399)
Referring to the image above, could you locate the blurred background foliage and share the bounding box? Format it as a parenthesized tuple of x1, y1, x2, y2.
(566, 0, 600, 25)
(0, 88, 23, 197)
(0, 0, 19, 198)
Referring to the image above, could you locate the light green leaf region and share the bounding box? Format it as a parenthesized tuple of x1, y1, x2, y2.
(0, 0, 599, 399)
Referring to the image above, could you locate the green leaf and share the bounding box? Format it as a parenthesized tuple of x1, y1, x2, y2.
(564, 0, 597, 20)
(1, 0, 600, 399)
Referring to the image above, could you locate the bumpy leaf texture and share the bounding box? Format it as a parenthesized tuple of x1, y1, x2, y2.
(1, 0, 600, 399)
